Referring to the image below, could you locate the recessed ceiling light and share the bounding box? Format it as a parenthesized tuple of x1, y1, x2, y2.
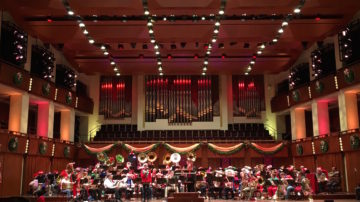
(144, 10, 150, 15)
(273, 38, 278, 43)
(219, 10, 224, 15)
(116, 72, 120, 76)
(257, 51, 262, 55)
(282, 21, 288, 27)
(150, 39, 155, 43)
(278, 28, 284, 33)
(294, 8, 301, 14)
(215, 21, 220, 26)
(68, 10, 74, 16)
(79, 22, 85, 27)
(214, 29, 219, 34)
(101, 45, 106, 50)
(245, 72, 249, 75)
(110, 61, 115, 65)
(89, 39, 95, 44)
(83, 29, 88, 35)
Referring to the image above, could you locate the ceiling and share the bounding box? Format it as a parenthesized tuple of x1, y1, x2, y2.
(1, 0, 360, 75)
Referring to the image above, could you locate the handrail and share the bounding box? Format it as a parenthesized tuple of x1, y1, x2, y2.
(87, 125, 101, 142)
(264, 124, 281, 139)
(79, 139, 278, 145)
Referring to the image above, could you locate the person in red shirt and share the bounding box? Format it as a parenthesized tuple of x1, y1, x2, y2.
(140, 163, 152, 202)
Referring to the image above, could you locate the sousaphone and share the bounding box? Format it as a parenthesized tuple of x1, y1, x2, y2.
(138, 153, 148, 164)
(163, 153, 172, 165)
(187, 152, 196, 162)
(147, 152, 157, 163)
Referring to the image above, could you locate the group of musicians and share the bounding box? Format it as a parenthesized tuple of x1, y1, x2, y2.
(28, 152, 340, 201)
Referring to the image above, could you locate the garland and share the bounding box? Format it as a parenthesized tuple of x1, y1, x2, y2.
(82, 142, 120, 155)
(249, 142, 285, 155)
(163, 143, 200, 154)
(122, 143, 159, 154)
(208, 143, 244, 155)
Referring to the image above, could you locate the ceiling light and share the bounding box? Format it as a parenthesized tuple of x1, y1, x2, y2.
(163, 17, 167, 21)
(114, 67, 118, 71)
(110, 61, 115, 65)
(201, 16, 206, 20)
(278, 28, 284, 33)
(68, 10, 74, 16)
(250, 60, 255, 65)
(219, 10, 224, 15)
(154, 45, 159, 49)
(206, 50, 211, 54)
(245, 72, 249, 75)
(83, 29, 88, 35)
(212, 38, 217, 43)
(215, 21, 220, 26)
(294, 8, 301, 13)
(204, 61, 208, 65)
(257, 50, 262, 55)
(203, 66, 207, 71)
(202, 72, 206, 75)
(89, 39, 95, 44)
(104, 51, 109, 55)
(79, 22, 85, 27)
(155, 51, 160, 55)
(150, 39, 155, 43)
(273, 38, 278, 43)
(247, 66, 252, 70)
(149, 29, 153, 34)
(147, 22, 153, 26)
(157, 61, 162, 65)
(282, 21, 288, 27)
(158, 66, 162, 71)
(159, 72, 164, 76)
(144, 10, 150, 15)
(100, 45, 106, 50)
(116, 72, 120, 76)
(214, 29, 219, 34)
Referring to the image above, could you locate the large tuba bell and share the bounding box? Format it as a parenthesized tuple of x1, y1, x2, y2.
(138, 153, 148, 164)
(147, 152, 157, 163)
(170, 153, 181, 164)
(163, 153, 172, 165)
(187, 152, 196, 162)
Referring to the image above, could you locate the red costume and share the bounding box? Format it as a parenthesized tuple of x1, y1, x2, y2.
(141, 169, 152, 183)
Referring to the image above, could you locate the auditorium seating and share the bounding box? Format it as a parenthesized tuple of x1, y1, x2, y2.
(93, 123, 273, 141)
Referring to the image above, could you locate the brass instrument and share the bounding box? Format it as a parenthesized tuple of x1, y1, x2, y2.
(163, 153, 171, 165)
(147, 152, 157, 163)
(138, 153, 148, 164)
(186, 152, 196, 162)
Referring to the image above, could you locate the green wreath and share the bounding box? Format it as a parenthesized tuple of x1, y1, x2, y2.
(296, 144, 303, 155)
(13, 72, 23, 85)
(292, 90, 300, 102)
(64, 146, 71, 157)
(315, 81, 324, 93)
(344, 68, 355, 84)
(42, 83, 51, 96)
(115, 154, 124, 164)
(8, 137, 18, 152)
(66, 92, 73, 105)
(39, 142, 48, 155)
(96, 152, 108, 162)
(350, 134, 360, 150)
(320, 140, 329, 153)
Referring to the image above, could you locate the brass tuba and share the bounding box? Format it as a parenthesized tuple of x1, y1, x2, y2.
(187, 152, 196, 162)
(163, 153, 171, 165)
(138, 153, 148, 164)
(147, 152, 157, 163)
(170, 153, 181, 164)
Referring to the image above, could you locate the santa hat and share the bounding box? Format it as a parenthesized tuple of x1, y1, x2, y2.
(37, 170, 44, 175)
(60, 170, 68, 178)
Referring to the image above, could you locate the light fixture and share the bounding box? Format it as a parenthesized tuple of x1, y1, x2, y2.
(158, 66, 162, 71)
(278, 28, 284, 33)
(89, 39, 95, 44)
(272, 38, 278, 43)
(155, 51, 160, 55)
(114, 67, 118, 71)
(206, 50, 211, 54)
(204, 61, 208, 65)
(247, 66, 252, 71)
(147, 21, 153, 26)
(159, 72, 164, 76)
(245, 72, 249, 75)
(203, 66, 207, 71)
(250, 60, 255, 65)
(110, 61, 115, 65)
(212, 38, 216, 43)
(116, 72, 121, 76)
(163, 17, 167, 21)
(260, 44, 265, 49)
(214, 29, 219, 34)
(104, 51, 109, 55)
(215, 21, 220, 26)
(149, 29, 153, 34)
(68, 10, 74, 15)
(144, 10, 150, 15)
(257, 50, 262, 55)
(83, 29, 88, 35)
(79, 22, 85, 27)
(219, 10, 224, 15)
(101, 45, 106, 50)
(282, 21, 288, 27)
(294, 7, 301, 13)
(157, 61, 162, 65)
(150, 39, 155, 43)
(201, 16, 206, 20)
(202, 72, 206, 75)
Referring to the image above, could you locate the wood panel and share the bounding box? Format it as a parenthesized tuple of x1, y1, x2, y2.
(30, 77, 56, 101)
(315, 153, 345, 191)
(271, 93, 288, 113)
(344, 150, 360, 192)
(0, 153, 23, 196)
(310, 74, 337, 99)
(76, 95, 94, 114)
(0, 62, 30, 92)
(337, 63, 360, 89)
(22, 156, 51, 195)
(293, 156, 316, 171)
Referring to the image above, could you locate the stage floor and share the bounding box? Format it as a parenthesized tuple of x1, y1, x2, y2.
(127, 200, 357, 202)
